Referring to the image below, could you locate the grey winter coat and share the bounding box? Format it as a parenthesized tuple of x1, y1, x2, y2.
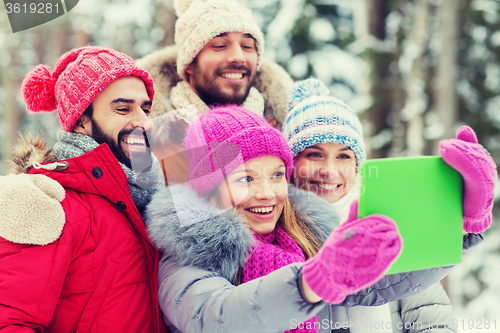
(389, 282, 455, 333)
(387, 227, 480, 333)
(145, 184, 482, 333)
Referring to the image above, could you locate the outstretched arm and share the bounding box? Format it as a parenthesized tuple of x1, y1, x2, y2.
(158, 244, 482, 333)
(158, 258, 324, 333)
(340, 232, 482, 307)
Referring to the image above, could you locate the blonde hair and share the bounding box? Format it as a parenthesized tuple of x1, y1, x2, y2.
(278, 198, 322, 259)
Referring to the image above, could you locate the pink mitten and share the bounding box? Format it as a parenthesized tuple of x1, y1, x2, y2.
(440, 126, 497, 233)
(302, 201, 402, 304)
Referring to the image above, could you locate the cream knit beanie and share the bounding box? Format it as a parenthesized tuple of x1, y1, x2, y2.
(174, 0, 265, 80)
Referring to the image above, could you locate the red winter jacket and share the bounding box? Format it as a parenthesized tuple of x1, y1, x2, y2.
(0, 142, 168, 333)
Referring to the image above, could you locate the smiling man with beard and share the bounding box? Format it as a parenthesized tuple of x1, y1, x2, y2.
(137, 0, 295, 128)
(0, 46, 168, 333)
(184, 31, 258, 107)
(136, 0, 295, 185)
(74, 76, 155, 170)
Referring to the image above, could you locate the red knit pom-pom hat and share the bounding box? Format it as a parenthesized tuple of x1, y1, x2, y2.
(21, 46, 155, 132)
(184, 105, 293, 197)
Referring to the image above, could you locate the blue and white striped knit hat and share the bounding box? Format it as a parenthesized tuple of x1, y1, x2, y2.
(282, 78, 366, 165)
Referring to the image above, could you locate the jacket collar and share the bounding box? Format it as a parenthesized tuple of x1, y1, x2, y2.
(29, 143, 129, 198)
(24, 139, 155, 249)
(145, 183, 339, 283)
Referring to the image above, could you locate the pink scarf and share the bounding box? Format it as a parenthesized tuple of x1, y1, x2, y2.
(242, 226, 318, 333)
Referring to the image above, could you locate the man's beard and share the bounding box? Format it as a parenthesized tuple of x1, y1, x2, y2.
(90, 118, 153, 170)
(190, 64, 256, 107)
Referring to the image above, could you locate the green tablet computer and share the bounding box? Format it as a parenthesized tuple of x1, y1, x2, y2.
(358, 156, 463, 275)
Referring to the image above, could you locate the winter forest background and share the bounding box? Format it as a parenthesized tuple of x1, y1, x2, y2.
(1, 0, 499, 330)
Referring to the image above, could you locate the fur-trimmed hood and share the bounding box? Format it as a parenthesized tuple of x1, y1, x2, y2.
(145, 183, 339, 283)
(136, 45, 294, 126)
(9, 133, 57, 174)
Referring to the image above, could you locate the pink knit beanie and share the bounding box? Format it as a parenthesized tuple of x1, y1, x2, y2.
(184, 105, 293, 197)
(21, 46, 155, 132)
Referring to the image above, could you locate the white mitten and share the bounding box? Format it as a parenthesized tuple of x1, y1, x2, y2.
(0, 174, 65, 245)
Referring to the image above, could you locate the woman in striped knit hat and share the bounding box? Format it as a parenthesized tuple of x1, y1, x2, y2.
(282, 78, 493, 333)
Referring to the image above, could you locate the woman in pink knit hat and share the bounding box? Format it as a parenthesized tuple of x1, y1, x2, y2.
(145, 105, 460, 333)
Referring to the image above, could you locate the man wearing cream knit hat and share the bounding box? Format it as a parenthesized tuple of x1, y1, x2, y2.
(137, 0, 294, 128)
(137, 0, 295, 185)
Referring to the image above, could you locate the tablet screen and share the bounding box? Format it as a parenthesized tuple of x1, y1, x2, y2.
(358, 156, 463, 274)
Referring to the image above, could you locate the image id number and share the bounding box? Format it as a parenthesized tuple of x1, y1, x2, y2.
(441, 319, 498, 330)
(6, 2, 60, 14)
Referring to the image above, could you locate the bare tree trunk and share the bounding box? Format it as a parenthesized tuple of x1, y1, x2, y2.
(390, 2, 408, 157)
(401, 0, 430, 156)
(352, 0, 371, 154)
(354, 0, 392, 159)
(0, 8, 23, 173)
(75, 14, 90, 48)
(52, 15, 73, 62)
(0, 33, 22, 174)
(157, 0, 176, 47)
(432, 0, 458, 153)
(432, 0, 459, 299)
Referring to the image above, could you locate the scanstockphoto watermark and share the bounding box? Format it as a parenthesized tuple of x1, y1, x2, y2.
(2, 0, 80, 33)
(290, 318, 426, 331)
(290, 318, 499, 331)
